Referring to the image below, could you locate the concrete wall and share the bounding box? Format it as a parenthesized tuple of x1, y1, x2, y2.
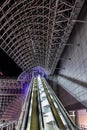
(47, 79, 84, 111)
(58, 1, 87, 83)
(48, 2, 87, 108)
(78, 109, 87, 128)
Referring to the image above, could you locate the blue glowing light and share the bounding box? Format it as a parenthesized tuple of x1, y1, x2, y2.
(17, 66, 47, 95)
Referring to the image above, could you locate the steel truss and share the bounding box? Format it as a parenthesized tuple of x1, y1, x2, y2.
(0, 79, 23, 121)
(0, 0, 84, 74)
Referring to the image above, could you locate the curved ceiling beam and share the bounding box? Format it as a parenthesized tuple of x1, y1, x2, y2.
(0, 0, 85, 74)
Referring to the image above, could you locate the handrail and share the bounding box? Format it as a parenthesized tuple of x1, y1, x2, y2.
(16, 78, 33, 130)
(16, 76, 81, 130)
(37, 84, 44, 130)
(20, 84, 32, 130)
(42, 79, 66, 130)
(0, 120, 17, 129)
(43, 78, 79, 130)
(30, 79, 39, 130)
(26, 78, 39, 130)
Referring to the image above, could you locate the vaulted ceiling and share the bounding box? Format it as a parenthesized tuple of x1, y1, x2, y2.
(0, 0, 86, 124)
(0, 0, 84, 76)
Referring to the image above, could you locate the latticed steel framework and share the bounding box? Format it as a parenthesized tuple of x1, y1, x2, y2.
(0, 79, 24, 121)
(0, 0, 84, 74)
(0, 0, 85, 124)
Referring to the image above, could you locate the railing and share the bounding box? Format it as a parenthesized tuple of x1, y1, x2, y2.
(79, 125, 87, 130)
(16, 76, 85, 130)
(0, 120, 17, 130)
(42, 77, 79, 130)
(16, 78, 33, 130)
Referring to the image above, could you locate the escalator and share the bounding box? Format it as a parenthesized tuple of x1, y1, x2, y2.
(26, 78, 39, 130)
(42, 80, 66, 130)
(17, 76, 80, 130)
(30, 79, 39, 130)
(41, 77, 79, 130)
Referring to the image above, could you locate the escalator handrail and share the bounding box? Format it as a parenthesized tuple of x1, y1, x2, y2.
(43, 78, 79, 130)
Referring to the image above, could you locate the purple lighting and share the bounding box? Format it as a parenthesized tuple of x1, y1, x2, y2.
(17, 66, 47, 95)
(17, 66, 47, 82)
(32, 66, 47, 78)
(22, 81, 29, 94)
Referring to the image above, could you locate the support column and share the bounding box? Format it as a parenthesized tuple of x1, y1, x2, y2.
(12, 123, 13, 130)
(1, 127, 3, 130)
(8, 124, 11, 130)
(7, 126, 9, 130)
(75, 110, 79, 127)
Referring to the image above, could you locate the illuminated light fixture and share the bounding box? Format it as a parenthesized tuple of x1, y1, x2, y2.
(0, 72, 3, 76)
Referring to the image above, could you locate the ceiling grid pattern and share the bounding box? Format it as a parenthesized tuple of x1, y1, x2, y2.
(0, 79, 23, 121)
(0, 0, 84, 74)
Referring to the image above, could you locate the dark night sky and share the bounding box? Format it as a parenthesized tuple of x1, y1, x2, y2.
(0, 48, 22, 77)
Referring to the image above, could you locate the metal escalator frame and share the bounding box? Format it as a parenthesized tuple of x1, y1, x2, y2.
(30, 79, 39, 130)
(41, 78, 66, 130)
(0, 121, 17, 130)
(17, 78, 33, 130)
(20, 81, 33, 130)
(18, 76, 79, 130)
(43, 78, 80, 130)
(26, 78, 40, 130)
(37, 83, 45, 130)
